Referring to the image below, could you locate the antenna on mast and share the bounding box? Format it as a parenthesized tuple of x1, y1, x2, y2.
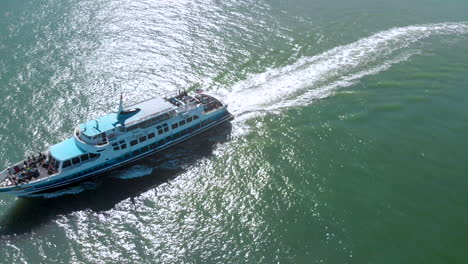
(118, 93, 124, 113)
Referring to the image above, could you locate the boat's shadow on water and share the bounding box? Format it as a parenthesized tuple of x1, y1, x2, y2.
(0, 122, 233, 236)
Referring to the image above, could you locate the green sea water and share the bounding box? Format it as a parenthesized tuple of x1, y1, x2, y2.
(0, 0, 467, 263)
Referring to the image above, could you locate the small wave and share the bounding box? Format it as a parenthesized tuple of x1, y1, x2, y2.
(112, 165, 153, 180)
(28, 182, 98, 198)
(223, 22, 468, 118)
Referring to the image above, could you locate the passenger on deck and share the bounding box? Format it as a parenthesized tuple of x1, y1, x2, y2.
(9, 175, 17, 186)
(42, 159, 49, 169)
(47, 163, 54, 175)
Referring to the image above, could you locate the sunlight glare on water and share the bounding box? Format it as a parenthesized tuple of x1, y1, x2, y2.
(0, 0, 468, 263)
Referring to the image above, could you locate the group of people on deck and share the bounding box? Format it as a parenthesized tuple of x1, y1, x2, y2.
(6, 152, 54, 185)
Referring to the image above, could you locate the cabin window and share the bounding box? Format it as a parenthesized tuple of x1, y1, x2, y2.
(127, 125, 138, 131)
(114, 146, 120, 151)
(158, 139, 165, 146)
(158, 129, 163, 135)
(150, 143, 157, 149)
(148, 133, 155, 139)
(138, 120, 151, 128)
(130, 139, 138, 146)
(121, 144, 127, 149)
(141, 146, 149, 152)
(187, 117, 193, 123)
(179, 120, 186, 126)
(89, 153, 99, 158)
(72, 157, 80, 165)
(112, 143, 118, 147)
(63, 160, 71, 168)
(172, 123, 178, 129)
(194, 115, 199, 120)
(81, 154, 89, 161)
(139, 136, 147, 143)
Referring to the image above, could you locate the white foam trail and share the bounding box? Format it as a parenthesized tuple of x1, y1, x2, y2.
(223, 22, 468, 118)
(112, 165, 153, 180)
(29, 182, 98, 198)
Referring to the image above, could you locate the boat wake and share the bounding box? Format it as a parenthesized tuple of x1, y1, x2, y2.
(222, 22, 468, 123)
(29, 22, 468, 198)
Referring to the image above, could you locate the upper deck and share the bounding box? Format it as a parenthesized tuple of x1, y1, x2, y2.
(79, 96, 176, 138)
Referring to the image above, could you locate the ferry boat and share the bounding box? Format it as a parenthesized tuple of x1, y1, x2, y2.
(0, 90, 233, 197)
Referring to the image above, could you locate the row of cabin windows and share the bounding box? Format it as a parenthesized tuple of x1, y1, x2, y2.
(157, 123, 169, 135)
(112, 120, 216, 167)
(172, 115, 199, 130)
(62, 153, 100, 169)
(129, 122, 204, 157)
(129, 131, 155, 146)
(127, 122, 174, 148)
(112, 140, 127, 151)
(119, 115, 202, 153)
(126, 113, 172, 132)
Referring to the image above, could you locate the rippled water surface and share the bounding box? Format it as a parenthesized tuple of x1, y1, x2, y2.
(0, 0, 467, 263)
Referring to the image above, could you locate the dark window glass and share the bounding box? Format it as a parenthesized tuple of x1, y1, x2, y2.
(134, 150, 141, 155)
(172, 123, 178, 129)
(121, 144, 127, 149)
(158, 140, 165, 146)
(158, 129, 163, 135)
(119, 140, 125, 144)
(187, 117, 193, 122)
(89, 153, 98, 158)
(150, 143, 157, 149)
(81, 154, 89, 161)
(162, 123, 168, 127)
(139, 120, 150, 128)
(142, 146, 149, 152)
(139, 136, 147, 142)
(179, 120, 186, 126)
(130, 140, 138, 146)
(156, 126, 161, 129)
(164, 127, 169, 132)
(114, 147, 119, 151)
(148, 133, 155, 139)
(127, 125, 138, 131)
(194, 115, 199, 120)
(72, 157, 80, 165)
(63, 160, 71, 168)
(112, 143, 118, 147)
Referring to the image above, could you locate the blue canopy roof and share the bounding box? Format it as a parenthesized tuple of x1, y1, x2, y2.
(49, 138, 86, 161)
(79, 113, 119, 137)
